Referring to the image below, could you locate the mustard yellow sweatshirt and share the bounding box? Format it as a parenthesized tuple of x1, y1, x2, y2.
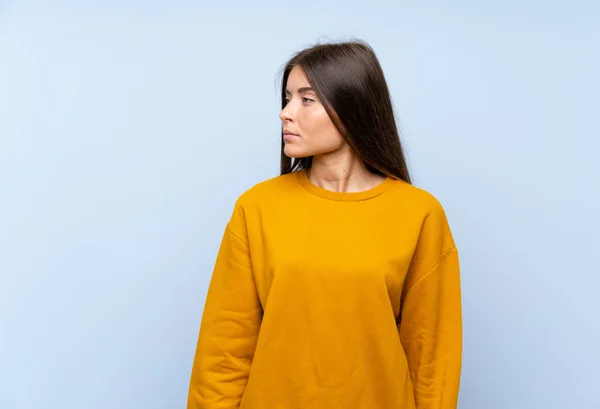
(188, 168, 462, 409)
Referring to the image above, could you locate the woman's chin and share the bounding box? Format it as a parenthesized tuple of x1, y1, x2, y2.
(284, 146, 311, 159)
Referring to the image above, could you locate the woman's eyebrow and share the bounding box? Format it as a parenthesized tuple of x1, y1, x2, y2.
(285, 87, 314, 95)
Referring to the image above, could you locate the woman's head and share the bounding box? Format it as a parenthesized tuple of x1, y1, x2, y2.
(278, 39, 411, 184)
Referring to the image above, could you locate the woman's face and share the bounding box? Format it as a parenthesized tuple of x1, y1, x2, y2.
(280, 65, 345, 159)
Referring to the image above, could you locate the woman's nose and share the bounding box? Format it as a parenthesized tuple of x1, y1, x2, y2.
(279, 102, 294, 121)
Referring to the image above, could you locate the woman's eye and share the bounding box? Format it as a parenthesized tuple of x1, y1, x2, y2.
(284, 97, 314, 105)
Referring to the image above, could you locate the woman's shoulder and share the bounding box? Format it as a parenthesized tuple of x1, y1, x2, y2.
(388, 177, 449, 214)
(233, 171, 298, 207)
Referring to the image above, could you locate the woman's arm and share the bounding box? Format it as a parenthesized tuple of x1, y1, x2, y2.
(398, 199, 462, 409)
(187, 200, 262, 409)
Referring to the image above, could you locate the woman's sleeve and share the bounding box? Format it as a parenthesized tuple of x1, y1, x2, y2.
(398, 199, 462, 409)
(187, 200, 263, 409)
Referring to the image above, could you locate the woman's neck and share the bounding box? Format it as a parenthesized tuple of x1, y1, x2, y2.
(307, 157, 385, 193)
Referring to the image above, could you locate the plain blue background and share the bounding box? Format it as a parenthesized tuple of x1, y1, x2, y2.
(1, 1, 599, 408)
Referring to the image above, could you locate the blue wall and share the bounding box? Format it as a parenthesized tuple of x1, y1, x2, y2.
(1, 1, 598, 408)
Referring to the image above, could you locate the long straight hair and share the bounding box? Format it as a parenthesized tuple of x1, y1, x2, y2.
(278, 39, 411, 184)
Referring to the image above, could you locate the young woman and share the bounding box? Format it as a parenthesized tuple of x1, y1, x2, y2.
(187, 40, 462, 409)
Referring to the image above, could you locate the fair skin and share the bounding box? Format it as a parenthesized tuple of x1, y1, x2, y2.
(280, 65, 386, 193)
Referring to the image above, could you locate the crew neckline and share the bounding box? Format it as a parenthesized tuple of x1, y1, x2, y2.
(297, 168, 394, 202)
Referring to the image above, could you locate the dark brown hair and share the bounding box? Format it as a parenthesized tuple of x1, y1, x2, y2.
(277, 39, 412, 184)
